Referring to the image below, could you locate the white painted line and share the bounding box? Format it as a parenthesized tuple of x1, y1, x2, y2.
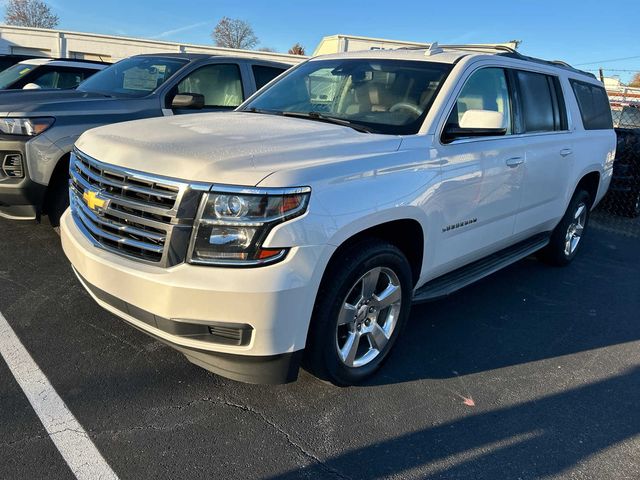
(0, 311, 119, 480)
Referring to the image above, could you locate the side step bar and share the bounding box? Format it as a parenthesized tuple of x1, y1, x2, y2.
(413, 233, 551, 303)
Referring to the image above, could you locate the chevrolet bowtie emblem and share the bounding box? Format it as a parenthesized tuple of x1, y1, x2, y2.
(83, 190, 107, 211)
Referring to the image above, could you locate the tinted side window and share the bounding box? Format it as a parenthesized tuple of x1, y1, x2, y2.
(178, 64, 244, 108)
(445, 67, 512, 134)
(31, 68, 94, 89)
(252, 65, 286, 90)
(516, 70, 563, 133)
(570, 80, 613, 130)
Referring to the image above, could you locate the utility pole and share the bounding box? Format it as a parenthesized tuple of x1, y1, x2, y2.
(599, 67, 605, 83)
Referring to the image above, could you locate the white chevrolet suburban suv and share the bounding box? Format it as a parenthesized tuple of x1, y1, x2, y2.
(60, 45, 616, 386)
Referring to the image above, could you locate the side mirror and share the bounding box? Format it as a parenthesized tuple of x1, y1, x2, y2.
(443, 109, 507, 143)
(171, 93, 205, 110)
(23, 83, 42, 90)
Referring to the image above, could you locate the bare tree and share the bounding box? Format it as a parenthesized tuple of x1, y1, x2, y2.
(4, 0, 59, 29)
(258, 47, 277, 53)
(288, 43, 305, 55)
(212, 17, 258, 50)
(630, 73, 640, 88)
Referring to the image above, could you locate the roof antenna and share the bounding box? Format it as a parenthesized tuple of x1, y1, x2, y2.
(425, 41, 443, 56)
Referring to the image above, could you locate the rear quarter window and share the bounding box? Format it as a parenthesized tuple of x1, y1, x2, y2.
(252, 65, 287, 90)
(570, 80, 613, 130)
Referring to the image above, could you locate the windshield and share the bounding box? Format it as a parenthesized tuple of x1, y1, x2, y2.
(0, 63, 36, 89)
(242, 59, 452, 135)
(77, 56, 188, 97)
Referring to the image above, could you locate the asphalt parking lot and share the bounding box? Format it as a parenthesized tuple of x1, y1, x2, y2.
(1, 210, 639, 480)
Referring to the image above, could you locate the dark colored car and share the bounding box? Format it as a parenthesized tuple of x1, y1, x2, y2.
(0, 53, 294, 225)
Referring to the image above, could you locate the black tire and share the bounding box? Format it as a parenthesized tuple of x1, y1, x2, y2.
(45, 172, 69, 231)
(539, 190, 591, 267)
(304, 240, 413, 386)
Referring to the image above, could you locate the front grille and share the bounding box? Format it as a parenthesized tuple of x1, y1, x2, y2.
(69, 149, 192, 265)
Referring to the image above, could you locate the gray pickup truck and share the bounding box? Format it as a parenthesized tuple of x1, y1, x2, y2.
(0, 53, 293, 226)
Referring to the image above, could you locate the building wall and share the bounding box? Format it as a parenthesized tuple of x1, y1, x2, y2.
(0, 25, 306, 64)
(313, 34, 519, 56)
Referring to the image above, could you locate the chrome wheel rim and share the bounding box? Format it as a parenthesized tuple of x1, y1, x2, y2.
(335, 267, 402, 368)
(564, 202, 587, 256)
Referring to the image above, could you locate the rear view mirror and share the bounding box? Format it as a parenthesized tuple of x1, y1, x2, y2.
(23, 83, 41, 90)
(443, 109, 507, 143)
(171, 93, 205, 110)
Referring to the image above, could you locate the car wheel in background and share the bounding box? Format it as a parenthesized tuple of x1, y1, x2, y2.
(539, 190, 592, 267)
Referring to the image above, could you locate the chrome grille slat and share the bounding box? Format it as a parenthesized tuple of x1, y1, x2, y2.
(73, 196, 166, 243)
(73, 198, 165, 254)
(68, 150, 192, 265)
(74, 159, 178, 202)
(71, 162, 177, 218)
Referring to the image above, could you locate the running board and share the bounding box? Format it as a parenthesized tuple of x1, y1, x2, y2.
(413, 233, 551, 303)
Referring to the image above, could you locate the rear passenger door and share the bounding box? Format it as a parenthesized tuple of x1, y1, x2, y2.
(511, 69, 573, 236)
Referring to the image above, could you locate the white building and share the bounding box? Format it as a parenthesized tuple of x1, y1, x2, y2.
(313, 34, 518, 56)
(1, 25, 520, 64)
(0, 24, 305, 64)
(603, 76, 640, 108)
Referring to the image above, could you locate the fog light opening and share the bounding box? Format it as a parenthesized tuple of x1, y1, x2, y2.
(2, 153, 24, 178)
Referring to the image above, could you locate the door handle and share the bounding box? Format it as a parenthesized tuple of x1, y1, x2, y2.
(506, 157, 524, 168)
(560, 148, 573, 157)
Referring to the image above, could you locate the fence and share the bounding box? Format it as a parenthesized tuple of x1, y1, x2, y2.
(592, 106, 640, 238)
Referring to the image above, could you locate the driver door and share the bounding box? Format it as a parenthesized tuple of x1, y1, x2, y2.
(428, 67, 525, 275)
(170, 63, 245, 115)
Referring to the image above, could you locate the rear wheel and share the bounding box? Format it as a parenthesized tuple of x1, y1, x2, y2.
(539, 190, 591, 266)
(305, 240, 413, 386)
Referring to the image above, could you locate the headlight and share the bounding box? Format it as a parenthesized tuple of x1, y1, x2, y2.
(0, 117, 55, 136)
(187, 186, 311, 266)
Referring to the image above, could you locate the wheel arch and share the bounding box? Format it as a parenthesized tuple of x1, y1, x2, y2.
(42, 151, 71, 214)
(323, 217, 425, 288)
(573, 170, 601, 209)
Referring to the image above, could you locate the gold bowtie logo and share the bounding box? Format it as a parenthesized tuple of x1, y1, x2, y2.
(83, 190, 107, 211)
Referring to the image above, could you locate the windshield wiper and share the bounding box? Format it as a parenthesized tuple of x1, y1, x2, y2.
(245, 107, 280, 115)
(280, 111, 374, 133)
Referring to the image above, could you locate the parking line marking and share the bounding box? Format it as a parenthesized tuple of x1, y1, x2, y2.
(0, 311, 119, 480)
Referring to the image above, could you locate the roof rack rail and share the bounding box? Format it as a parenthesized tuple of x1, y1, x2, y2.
(397, 43, 518, 54)
(397, 43, 596, 79)
(496, 51, 596, 79)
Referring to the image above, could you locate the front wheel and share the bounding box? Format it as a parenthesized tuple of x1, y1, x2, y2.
(45, 172, 70, 232)
(305, 240, 413, 386)
(539, 190, 591, 266)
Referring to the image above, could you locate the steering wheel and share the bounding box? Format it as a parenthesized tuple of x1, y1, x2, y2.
(389, 102, 422, 116)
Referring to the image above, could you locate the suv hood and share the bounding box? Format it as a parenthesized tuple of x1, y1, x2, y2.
(76, 112, 403, 186)
(0, 89, 135, 116)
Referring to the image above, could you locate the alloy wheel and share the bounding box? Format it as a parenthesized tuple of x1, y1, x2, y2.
(335, 267, 402, 368)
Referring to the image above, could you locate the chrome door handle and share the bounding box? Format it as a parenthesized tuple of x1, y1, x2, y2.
(560, 148, 573, 157)
(506, 157, 524, 168)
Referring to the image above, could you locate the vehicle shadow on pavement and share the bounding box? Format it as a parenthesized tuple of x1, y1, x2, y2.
(269, 366, 640, 479)
(363, 228, 640, 386)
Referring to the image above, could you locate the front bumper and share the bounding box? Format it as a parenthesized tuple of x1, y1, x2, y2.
(0, 138, 45, 220)
(60, 209, 332, 384)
